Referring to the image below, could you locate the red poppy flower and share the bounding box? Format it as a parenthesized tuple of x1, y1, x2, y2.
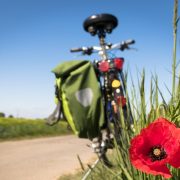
(129, 117, 180, 179)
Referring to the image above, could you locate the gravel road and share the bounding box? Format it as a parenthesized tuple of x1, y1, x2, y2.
(0, 135, 95, 180)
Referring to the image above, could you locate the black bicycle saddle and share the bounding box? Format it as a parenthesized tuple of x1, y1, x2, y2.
(83, 14, 118, 36)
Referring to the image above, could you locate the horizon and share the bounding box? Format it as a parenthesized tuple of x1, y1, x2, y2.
(0, 0, 179, 118)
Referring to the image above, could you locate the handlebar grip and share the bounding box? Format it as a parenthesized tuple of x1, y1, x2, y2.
(120, 39, 135, 51)
(124, 39, 135, 45)
(70, 48, 83, 52)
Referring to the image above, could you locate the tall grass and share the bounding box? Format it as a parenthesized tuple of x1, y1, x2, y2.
(82, 56, 180, 179)
(172, 0, 179, 101)
(79, 0, 180, 179)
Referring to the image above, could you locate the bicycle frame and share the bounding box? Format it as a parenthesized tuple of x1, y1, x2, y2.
(95, 33, 133, 126)
(70, 13, 135, 169)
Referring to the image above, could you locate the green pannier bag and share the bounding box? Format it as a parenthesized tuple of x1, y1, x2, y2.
(47, 60, 105, 139)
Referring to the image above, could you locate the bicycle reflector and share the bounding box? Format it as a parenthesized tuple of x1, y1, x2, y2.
(114, 58, 124, 70)
(112, 80, 121, 88)
(98, 61, 110, 72)
(117, 96, 126, 107)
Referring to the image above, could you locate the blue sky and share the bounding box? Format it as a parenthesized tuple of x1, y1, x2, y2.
(0, 0, 179, 118)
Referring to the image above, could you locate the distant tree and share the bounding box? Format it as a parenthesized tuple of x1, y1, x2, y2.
(0, 112, 5, 118)
(8, 115, 14, 118)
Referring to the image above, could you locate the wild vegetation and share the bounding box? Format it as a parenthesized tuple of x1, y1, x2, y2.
(60, 1, 180, 179)
(0, 117, 72, 141)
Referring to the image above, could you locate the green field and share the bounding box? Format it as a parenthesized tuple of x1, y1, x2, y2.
(0, 117, 72, 141)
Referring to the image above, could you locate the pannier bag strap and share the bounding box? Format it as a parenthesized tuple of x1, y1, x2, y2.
(46, 101, 61, 125)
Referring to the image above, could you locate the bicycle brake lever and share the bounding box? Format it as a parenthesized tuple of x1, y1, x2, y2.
(128, 47, 138, 51)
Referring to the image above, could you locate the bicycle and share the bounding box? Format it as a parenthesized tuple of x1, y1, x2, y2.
(70, 14, 135, 168)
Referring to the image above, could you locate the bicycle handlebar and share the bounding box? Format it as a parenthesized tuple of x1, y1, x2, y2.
(70, 47, 84, 52)
(70, 39, 135, 55)
(71, 47, 94, 55)
(118, 39, 135, 51)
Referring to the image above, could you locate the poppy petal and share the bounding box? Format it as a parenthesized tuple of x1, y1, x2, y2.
(168, 128, 180, 168)
(148, 164, 172, 179)
(131, 159, 172, 179)
(169, 149, 180, 168)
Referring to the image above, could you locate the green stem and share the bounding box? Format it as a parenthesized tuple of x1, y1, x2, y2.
(172, 0, 178, 100)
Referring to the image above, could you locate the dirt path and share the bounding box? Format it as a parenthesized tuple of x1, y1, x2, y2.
(0, 135, 96, 180)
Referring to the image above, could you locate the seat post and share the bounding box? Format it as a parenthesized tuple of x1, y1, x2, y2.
(98, 29, 108, 60)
